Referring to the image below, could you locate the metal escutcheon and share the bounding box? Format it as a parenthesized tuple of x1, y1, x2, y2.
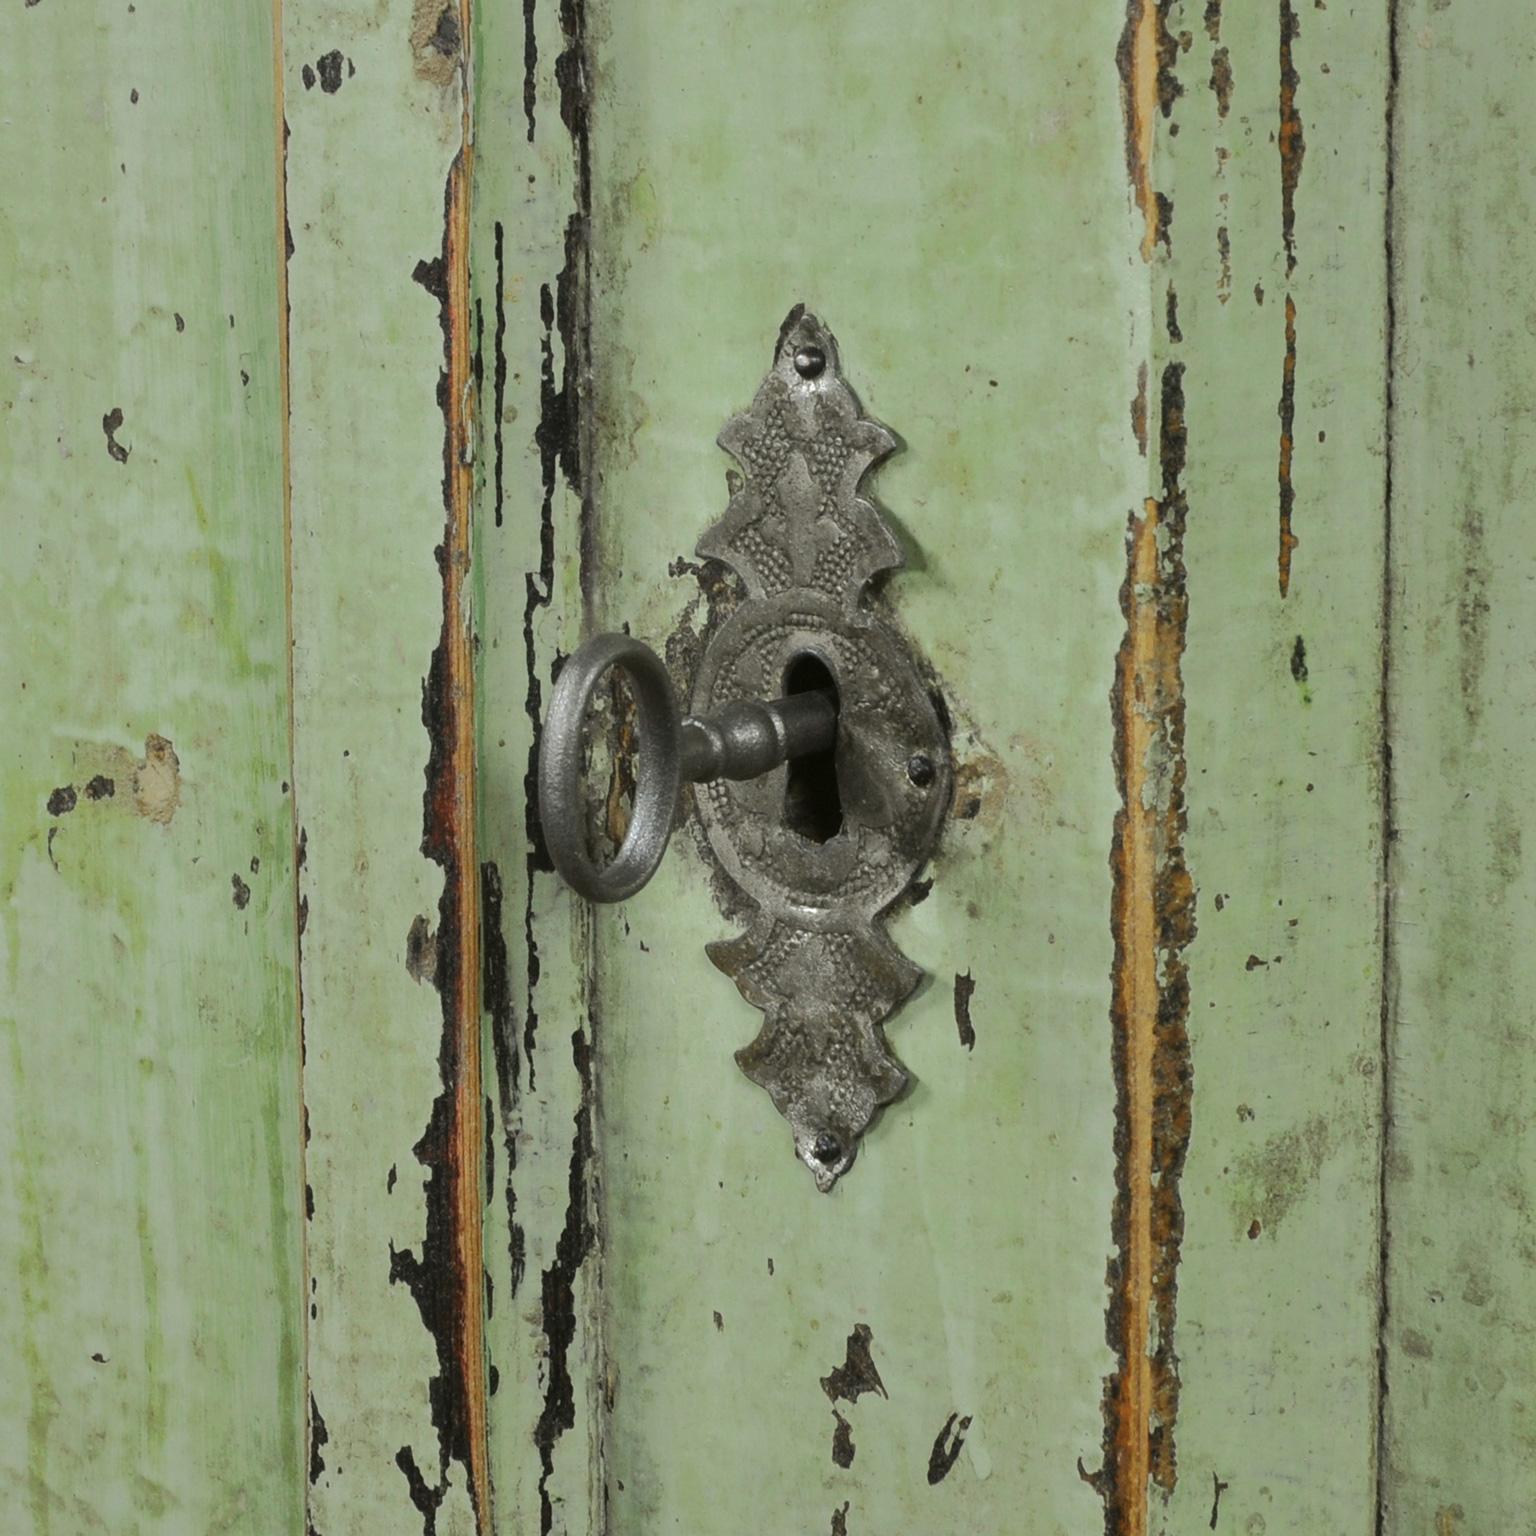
(535, 309, 949, 1191)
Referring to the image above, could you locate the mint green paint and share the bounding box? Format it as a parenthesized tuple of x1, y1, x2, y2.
(470, 3, 604, 1528)
(584, 5, 1128, 1531)
(1383, 2, 1536, 1529)
(280, 4, 481, 1532)
(3, 2, 1530, 1532)
(1156, 4, 1390, 1532)
(0, 4, 305, 1531)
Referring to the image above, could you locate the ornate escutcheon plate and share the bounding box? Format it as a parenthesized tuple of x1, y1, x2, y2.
(691, 307, 951, 1190)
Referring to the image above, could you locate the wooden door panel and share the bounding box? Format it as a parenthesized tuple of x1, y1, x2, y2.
(1384, 1, 1536, 1527)
(582, 6, 1129, 1532)
(5, 2, 1535, 1534)
(1, 7, 304, 1529)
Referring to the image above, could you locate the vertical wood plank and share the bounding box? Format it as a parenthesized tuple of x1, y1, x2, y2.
(1140, 3, 1391, 1532)
(585, 5, 1130, 1532)
(1383, 2, 1536, 1528)
(469, 3, 604, 1532)
(281, 2, 488, 1531)
(0, 6, 305, 1530)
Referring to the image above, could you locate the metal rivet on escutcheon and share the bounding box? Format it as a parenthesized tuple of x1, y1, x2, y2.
(793, 344, 827, 379)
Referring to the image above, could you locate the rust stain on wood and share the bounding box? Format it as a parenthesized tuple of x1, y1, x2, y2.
(1210, 46, 1233, 119)
(1278, 293, 1299, 596)
(1279, 0, 1307, 278)
(1117, 0, 1181, 262)
(1096, 363, 1197, 1536)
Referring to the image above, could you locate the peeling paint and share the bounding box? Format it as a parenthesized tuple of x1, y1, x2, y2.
(492, 222, 508, 527)
(411, 0, 462, 87)
(1290, 634, 1309, 686)
(953, 971, 977, 1051)
(133, 735, 181, 824)
(1096, 363, 1197, 1535)
(521, 0, 538, 142)
(387, 117, 490, 1531)
(926, 1411, 972, 1485)
(1210, 1471, 1229, 1527)
(522, 0, 593, 1096)
(1279, 0, 1306, 277)
(407, 914, 438, 986)
(101, 405, 130, 463)
(1278, 294, 1299, 596)
(1210, 46, 1232, 119)
(309, 1396, 328, 1486)
(313, 51, 353, 94)
(1117, 0, 1182, 263)
(481, 862, 526, 1298)
(821, 1323, 888, 1406)
(831, 1408, 855, 1468)
(531, 1026, 596, 1536)
(46, 736, 179, 827)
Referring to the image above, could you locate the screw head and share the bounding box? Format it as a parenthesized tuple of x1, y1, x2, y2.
(906, 753, 936, 788)
(793, 345, 827, 380)
(811, 1133, 842, 1165)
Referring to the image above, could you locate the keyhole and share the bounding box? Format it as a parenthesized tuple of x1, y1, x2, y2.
(783, 652, 843, 844)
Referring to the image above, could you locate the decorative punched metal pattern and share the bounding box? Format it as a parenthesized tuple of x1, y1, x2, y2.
(692, 308, 950, 1190)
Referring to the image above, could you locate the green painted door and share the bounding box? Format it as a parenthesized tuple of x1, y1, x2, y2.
(3, 3, 1531, 1534)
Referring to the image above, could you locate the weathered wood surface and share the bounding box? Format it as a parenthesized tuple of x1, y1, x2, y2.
(1382, 2, 1536, 1529)
(469, 4, 604, 1534)
(282, 2, 488, 1533)
(1138, 5, 1391, 1533)
(575, 0, 1393, 1531)
(0, 5, 305, 1531)
(5, 1, 1534, 1534)
(583, 3, 1124, 1529)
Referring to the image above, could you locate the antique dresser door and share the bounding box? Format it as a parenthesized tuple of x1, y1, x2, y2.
(3, 2, 1531, 1534)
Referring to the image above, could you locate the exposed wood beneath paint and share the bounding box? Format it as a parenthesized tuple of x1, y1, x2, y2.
(6, 4, 1532, 1535)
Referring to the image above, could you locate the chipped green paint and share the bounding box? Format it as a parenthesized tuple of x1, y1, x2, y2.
(584, 5, 1125, 1531)
(470, 2, 603, 1530)
(5, 1, 1534, 1533)
(0, 4, 304, 1531)
(281, 1, 487, 1532)
(1148, 3, 1390, 1531)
